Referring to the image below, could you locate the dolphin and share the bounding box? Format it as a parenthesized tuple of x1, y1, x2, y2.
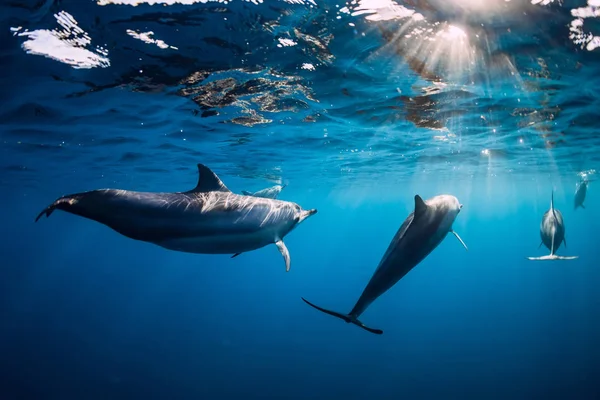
(302, 194, 468, 335)
(574, 179, 588, 210)
(35, 164, 317, 271)
(242, 184, 287, 199)
(528, 191, 578, 261)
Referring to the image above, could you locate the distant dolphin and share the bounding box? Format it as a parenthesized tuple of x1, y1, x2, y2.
(528, 191, 578, 261)
(574, 179, 588, 210)
(302, 194, 468, 335)
(242, 184, 287, 199)
(35, 164, 317, 272)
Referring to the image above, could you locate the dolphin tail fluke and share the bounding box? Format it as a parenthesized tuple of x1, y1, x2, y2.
(35, 196, 75, 222)
(527, 255, 579, 261)
(301, 297, 383, 335)
(35, 206, 53, 222)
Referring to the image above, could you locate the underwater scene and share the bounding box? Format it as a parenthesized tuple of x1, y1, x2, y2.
(2, 0, 600, 398)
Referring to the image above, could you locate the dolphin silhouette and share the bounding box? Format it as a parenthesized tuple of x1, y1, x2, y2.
(35, 164, 317, 271)
(241, 184, 287, 199)
(574, 179, 588, 210)
(302, 194, 467, 335)
(528, 191, 578, 261)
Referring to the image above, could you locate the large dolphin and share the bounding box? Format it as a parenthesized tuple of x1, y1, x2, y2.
(528, 191, 578, 261)
(242, 184, 286, 199)
(574, 179, 588, 210)
(302, 194, 468, 335)
(35, 164, 317, 271)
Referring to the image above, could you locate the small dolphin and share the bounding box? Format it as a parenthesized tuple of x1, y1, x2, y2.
(574, 179, 588, 210)
(35, 164, 317, 271)
(528, 191, 578, 261)
(302, 194, 468, 335)
(242, 184, 287, 199)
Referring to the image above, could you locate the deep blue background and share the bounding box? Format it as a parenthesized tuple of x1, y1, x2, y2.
(2, 176, 599, 399)
(3, 0, 600, 398)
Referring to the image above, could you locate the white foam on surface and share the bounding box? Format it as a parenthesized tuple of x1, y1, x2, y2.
(12, 11, 110, 69)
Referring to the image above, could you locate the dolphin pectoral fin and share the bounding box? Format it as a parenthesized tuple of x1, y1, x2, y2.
(275, 240, 290, 272)
(301, 297, 383, 335)
(563, 237, 568, 248)
(527, 255, 579, 261)
(581, 204, 586, 209)
(241, 191, 252, 196)
(451, 231, 468, 251)
(231, 253, 242, 258)
(538, 241, 543, 249)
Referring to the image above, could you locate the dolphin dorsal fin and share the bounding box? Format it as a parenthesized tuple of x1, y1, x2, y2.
(189, 164, 231, 193)
(414, 195, 427, 216)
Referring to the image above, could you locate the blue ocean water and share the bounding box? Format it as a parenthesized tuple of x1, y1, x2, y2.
(2, 0, 600, 398)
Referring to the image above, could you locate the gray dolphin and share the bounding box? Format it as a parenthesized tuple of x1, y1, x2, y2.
(574, 179, 588, 210)
(528, 191, 578, 261)
(242, 184, 286, 199)
(35, 164, 317, 271)
(302, 194, 468, 335)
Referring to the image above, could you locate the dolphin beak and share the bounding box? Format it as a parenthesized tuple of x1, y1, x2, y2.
(298, 208, 317, 223)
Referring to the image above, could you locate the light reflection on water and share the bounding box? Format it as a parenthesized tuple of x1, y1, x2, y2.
(3, 0, 600, 185)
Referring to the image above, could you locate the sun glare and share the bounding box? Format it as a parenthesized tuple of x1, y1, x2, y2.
(440, 24, 467, 40)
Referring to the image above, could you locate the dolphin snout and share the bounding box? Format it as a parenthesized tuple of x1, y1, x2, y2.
(298, 208, 317, 223)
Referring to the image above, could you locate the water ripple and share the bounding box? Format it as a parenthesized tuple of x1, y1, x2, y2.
(2, 0, 600, 187)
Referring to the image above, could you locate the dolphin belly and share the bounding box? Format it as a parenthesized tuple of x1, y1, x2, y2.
(155, 231, 275, 254)
(540, 212, 564, 253)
